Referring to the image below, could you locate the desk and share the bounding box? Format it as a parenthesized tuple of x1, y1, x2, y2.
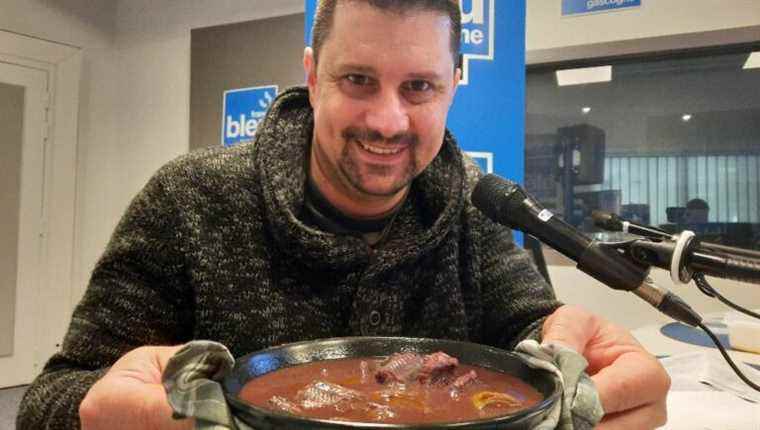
(632, 321, 760, 367)
(632, 318, 760, 430)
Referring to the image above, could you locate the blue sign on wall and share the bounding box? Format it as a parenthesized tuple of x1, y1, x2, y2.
(304, 0, 526, 240)
(459, 0, 494, 85)
(221, 85, 278, 147)
(562, 0, 641, 16)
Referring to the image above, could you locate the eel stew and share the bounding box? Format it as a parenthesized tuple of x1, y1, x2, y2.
(239, 351, 544, 424)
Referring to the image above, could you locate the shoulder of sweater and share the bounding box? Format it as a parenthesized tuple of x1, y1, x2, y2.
(461, 151, 484, 192)
(459, 151, 509, 239)
(150, 144, 257, 187)
(128, 144, 262, 222)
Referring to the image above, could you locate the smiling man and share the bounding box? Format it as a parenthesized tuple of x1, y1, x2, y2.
(18, 1, 669, 429)
(306, 1, 460, 219)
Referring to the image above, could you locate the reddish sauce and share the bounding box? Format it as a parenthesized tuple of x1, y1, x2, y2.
(239, 357, 543, 424)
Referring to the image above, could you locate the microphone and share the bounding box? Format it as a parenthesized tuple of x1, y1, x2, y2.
(472, 174, 701, 326)
(472, 175, 646, 290)
(592, 210, 760, 284)
(591, 210, 670, 239)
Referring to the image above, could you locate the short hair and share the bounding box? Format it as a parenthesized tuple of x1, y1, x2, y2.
(311, 0, 461, 69)
(686, 198, 709, 211)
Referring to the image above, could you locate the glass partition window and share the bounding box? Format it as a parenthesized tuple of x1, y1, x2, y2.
(526, 50, 760, 250)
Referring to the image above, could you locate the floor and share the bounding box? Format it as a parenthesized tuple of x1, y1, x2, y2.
(0, 385, 26, 429)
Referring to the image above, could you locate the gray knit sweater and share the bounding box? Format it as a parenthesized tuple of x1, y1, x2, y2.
(17, 87, 560, 429)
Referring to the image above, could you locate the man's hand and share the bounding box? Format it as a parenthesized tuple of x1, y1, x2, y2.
(79, 345, 192, 430)
(542, 305, 670, 429)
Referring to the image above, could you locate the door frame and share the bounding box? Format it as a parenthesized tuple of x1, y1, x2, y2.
(0, 61, 48, 386)
(0, 30, 82, 380)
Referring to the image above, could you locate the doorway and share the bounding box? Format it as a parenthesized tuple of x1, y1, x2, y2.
(0, 61, 48, 387)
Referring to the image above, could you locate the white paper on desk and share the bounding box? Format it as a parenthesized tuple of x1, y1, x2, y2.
(660, 351, 760, 402)
(660, 352, 715, 391)
(698, 351, 760, 403)
(659, 391, 760, 430)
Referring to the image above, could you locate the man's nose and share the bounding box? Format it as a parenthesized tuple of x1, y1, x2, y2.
(364, 90, 410, 139)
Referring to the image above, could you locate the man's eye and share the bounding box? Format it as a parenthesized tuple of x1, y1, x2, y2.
(403, 80, 432, 92)
(345, 74, 371, 86)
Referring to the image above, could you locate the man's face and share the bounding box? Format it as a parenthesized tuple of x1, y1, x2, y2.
(305, 1, 459, 217)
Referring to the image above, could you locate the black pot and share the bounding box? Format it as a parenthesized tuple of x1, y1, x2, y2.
(223, 337, 561, 429)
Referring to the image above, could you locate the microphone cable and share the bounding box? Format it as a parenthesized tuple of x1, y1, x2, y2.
(695, 318, 760, 392)
(693, 273, 760, 321)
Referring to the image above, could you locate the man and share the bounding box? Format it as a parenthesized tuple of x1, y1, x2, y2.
(18, 1, 669, 429)
(684, 198, 710, 224)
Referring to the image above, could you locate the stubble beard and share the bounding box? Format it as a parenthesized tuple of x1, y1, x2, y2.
(339, 139, 418, 198)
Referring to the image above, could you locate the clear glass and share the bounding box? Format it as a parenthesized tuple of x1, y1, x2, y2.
(526, 50, 760, 250)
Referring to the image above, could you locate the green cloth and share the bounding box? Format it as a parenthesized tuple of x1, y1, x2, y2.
(514, 340, 605, 429)
(163, 341, 250, 430)
(163, 340, 603, 430)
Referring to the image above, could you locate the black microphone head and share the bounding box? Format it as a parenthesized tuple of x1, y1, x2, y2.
(471, 174, 523, 229)
(473, 173, 596, 265)
(591, 210, 622, 231)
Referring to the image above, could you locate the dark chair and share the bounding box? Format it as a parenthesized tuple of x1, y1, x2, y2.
(524, 234, 552, 286)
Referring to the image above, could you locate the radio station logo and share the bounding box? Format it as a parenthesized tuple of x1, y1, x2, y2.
(222, 85, 278, 147)
(459, 0, 494, 85)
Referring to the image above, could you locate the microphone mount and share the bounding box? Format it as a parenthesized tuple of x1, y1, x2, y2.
(592, 211, 760, 286)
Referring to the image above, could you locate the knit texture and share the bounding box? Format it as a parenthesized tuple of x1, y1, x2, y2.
(17, 86, 560, 429)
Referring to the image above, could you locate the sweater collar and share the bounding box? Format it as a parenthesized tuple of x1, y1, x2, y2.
(254, 87, 466, 272)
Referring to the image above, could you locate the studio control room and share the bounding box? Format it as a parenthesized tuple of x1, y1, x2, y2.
(1, 1, 760, 429)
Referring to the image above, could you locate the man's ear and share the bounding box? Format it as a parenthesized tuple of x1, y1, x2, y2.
(450, 67, 462, 105)
(304, 47, 318, 106)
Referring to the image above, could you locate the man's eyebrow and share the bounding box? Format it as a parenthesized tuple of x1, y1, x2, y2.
(335, 64, 377, 74)
(407, 71, 444, 81)
(333, 64, 444, 81)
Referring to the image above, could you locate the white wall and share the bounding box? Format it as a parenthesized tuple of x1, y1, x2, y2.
(526, 0, 760, 63)
(0, 0, 116, 45)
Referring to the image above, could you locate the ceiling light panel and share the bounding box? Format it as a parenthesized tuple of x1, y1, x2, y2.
(556, 66, 612, 86)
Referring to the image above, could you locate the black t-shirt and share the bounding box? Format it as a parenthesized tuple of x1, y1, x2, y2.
(301, 177, 404, 246)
